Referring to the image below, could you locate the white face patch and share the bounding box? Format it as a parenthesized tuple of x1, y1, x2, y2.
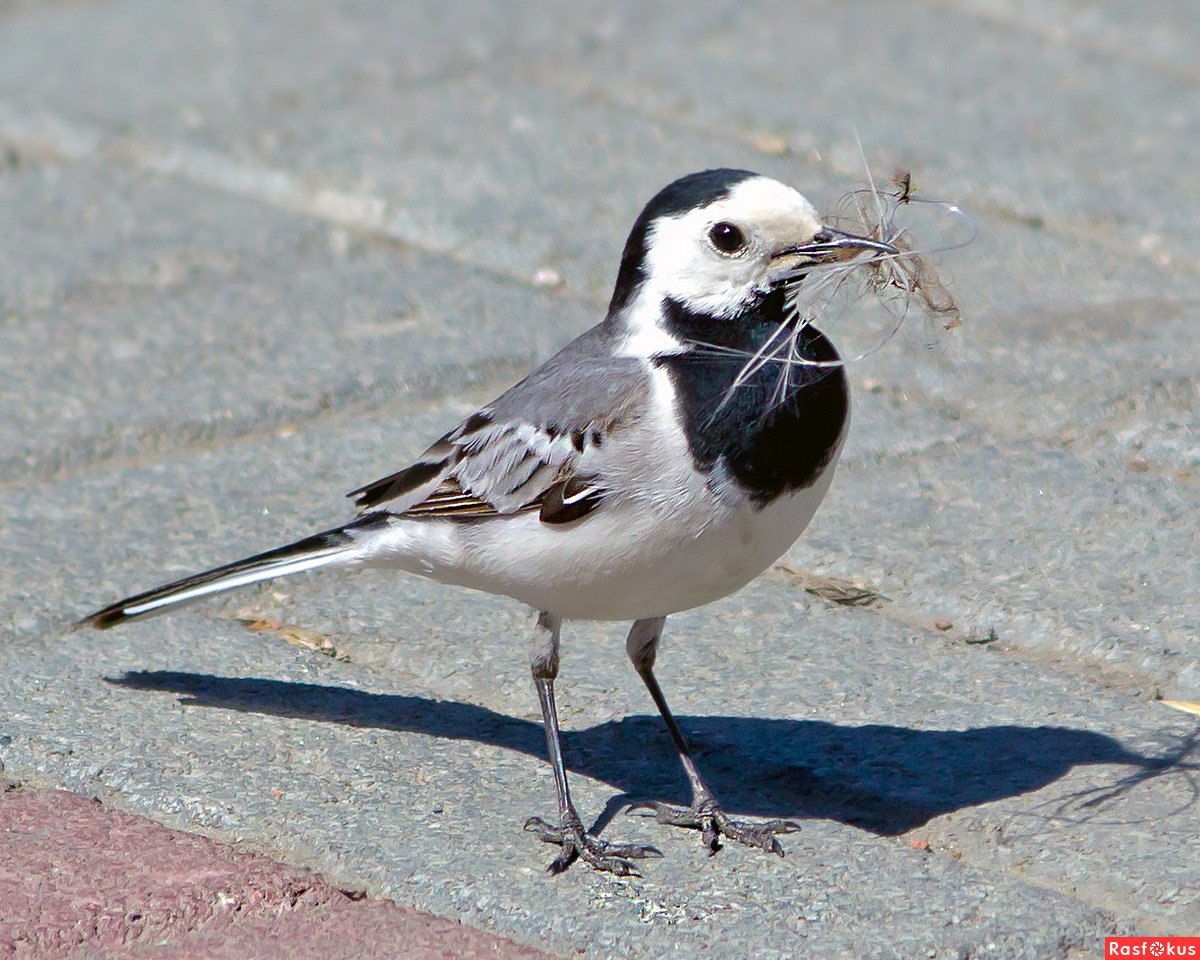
(642, 176, 823, 318)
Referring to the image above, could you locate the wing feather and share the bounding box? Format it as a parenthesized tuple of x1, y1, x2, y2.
(347, 324, 650, 522)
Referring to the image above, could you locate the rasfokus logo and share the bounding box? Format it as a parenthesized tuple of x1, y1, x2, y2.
(1105, 938, 1200, 957)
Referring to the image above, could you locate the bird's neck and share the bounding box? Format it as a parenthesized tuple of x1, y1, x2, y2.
(660, 285, 793, 354)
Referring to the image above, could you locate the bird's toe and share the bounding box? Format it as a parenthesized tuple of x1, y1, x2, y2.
(629, 799, 800, 857)
(525, 812, 660, 876)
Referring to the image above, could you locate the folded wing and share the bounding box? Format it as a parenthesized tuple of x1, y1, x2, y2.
(349, 325, 649, 525)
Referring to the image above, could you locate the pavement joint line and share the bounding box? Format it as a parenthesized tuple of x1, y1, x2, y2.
(2, 361, 974, 494)
(525, 75, 1200, 277)
(8, 87, 1196, 290)
(770, 562, 1169, 703)
(0, 98, 591, 297)
(0, 357, 534, 491)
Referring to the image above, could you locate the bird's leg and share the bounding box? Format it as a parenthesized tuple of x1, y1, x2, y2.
(523, 611, 661, 875)
(625, 617, 800, 856)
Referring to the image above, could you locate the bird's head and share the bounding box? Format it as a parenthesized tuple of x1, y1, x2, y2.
(609, 169, 896, 352)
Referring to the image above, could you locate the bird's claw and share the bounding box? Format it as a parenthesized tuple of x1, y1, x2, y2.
(524, 815, 662, 876)
(627, 798, 800, 857)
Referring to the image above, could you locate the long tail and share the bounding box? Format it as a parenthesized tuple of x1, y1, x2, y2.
(76, 513, 391, 630)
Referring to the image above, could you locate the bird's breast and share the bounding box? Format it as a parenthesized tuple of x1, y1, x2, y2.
(654, 322, 849, 505)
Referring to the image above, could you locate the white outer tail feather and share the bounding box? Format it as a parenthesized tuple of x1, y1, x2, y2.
(121, 547, 351, 618)
(77, 514, 389, 630)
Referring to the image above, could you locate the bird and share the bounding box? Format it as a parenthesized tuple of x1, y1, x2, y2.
(78, 168, 897, 876)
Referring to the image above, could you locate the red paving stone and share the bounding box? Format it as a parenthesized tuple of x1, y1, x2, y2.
(0, 787, 555, 960)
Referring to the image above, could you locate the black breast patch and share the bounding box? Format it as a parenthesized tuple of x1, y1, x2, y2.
(656, 294, 849, 505)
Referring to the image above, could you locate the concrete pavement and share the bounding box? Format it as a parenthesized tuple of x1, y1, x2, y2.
(1, 1, 1197, 957)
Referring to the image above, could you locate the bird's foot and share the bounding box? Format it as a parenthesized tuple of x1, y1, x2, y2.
(629, 797, 800, 856)
(524, 812, 662, 876)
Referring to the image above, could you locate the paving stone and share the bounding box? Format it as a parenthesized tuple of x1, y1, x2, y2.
(515, 0, 1200, 269)
(794, 440, 1199, 698)
(0, 159, 592, 481)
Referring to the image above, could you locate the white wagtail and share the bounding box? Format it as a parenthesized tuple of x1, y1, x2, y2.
(79, 169, 897, 875)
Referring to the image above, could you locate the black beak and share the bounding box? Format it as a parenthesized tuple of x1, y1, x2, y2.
(777, 227, 898, 265)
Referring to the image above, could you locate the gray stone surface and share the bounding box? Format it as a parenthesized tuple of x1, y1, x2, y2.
(0, 157, 589, 481)
(1, 1, 1197, 957)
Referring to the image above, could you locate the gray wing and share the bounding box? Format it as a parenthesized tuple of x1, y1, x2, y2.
(349, 324, 649, 524)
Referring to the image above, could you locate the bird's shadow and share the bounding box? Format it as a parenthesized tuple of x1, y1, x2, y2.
(108, 671, 1198, 836)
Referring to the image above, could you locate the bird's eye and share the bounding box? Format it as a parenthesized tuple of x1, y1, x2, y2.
(707, 221, 747, 255)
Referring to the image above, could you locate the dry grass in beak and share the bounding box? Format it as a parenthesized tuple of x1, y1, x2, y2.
(829, 169, 970, 332)
(777, 168, 974, 373)
(696, 169, 972, 415)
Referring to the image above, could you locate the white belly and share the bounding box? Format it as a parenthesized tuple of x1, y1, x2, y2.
(460, 470, 838, 620)
(360, 364, 847, 621)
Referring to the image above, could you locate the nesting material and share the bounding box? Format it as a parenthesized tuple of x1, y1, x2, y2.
(698, 170, 972, 415)
(828, 169, 967, 331)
